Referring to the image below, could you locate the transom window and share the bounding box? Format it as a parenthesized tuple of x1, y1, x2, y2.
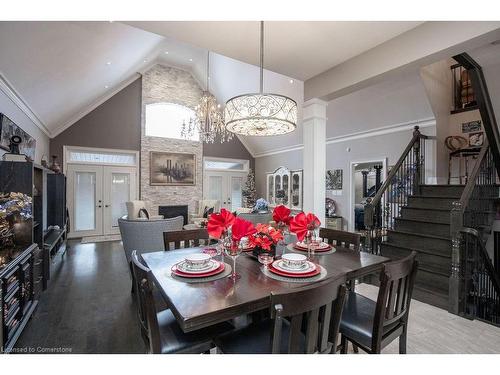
(145, 102, 198, 141)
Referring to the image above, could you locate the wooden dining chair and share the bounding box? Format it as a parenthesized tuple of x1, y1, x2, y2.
(319, 228, 361, 251)
(214, 276, 347, 354)
(130, 250, 233, 354)
(163, 229, 212, 250)
(339, 251, 418, 354)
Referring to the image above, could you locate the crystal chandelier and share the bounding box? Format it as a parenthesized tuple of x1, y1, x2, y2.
(225, 21, 297, 136)
(181, 52, 233, 143)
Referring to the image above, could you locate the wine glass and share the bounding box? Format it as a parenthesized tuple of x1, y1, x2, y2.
(258, 252, 274, 270)
(224, 239, 242, 280)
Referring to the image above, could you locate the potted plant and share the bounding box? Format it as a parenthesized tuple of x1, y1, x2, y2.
(250, 223, 284, 257)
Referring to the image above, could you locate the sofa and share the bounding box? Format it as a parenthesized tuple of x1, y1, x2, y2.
(190, 199, 220, 225)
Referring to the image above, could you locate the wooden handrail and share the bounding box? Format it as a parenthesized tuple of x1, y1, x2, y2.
(368, 126, 426, 208)
(458, 139, 490, 208)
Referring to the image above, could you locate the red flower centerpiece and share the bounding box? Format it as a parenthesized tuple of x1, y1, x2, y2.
(289, 212, 321, 242)
(250, 223, 284, 257)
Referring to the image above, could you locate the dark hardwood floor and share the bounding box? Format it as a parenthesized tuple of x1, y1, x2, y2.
(14, 240, 146, 354)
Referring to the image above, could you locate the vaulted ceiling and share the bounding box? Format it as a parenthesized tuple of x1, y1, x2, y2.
(1, 21, 497, 158)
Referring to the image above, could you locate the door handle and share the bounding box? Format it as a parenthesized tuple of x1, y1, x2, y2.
(105, 204, 110, 208)
(97, 205, 102, 208)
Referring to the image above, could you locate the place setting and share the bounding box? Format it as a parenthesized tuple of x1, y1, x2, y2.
(286, 237, 336, 255)
(260, 253, 327, 283)
(170, 253, 232, 283)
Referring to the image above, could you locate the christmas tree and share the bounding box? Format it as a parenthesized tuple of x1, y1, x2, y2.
(242, 169, 257, 208)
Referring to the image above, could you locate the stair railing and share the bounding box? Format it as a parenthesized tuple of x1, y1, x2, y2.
(364, 126, 428, 254)
(459, 228, 500, 326)
(449, 140, 500, 324)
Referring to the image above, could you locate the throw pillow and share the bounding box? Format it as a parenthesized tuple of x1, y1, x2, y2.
(203, 206, 214, 218)
(138, 208, 150, 220)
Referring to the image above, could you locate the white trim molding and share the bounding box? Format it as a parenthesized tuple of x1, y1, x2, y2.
(0, 72, 51, 136)
(253, 117, 436, 158)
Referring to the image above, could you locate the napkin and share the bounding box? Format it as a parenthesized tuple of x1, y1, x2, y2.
(272, 205, 292, 225)
(231, 217, 257, 242)
(289, 212, 321, 241)
(207, 208, 235, 239)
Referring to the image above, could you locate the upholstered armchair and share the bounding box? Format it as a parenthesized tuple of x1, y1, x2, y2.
(118, 215, 184, 292)
(190, 199, 220, 225)
(125, 200, 163, 220)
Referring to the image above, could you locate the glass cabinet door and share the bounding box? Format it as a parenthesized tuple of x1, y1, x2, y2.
(291, 170, 303, 209)
(267, 174, 274, 204)
(282, 174, 289, 205)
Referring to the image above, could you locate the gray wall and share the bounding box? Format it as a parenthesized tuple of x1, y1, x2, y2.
(0, 88, 50, 163)
(50, 78, 142, 161)
(203, 135, 255, 170)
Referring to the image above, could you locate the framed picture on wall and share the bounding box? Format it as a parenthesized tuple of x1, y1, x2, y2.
(461, 120, 482, 133)
(0, 113, 36, 160)
(150, 151, 196, 186)
(326, 169, 343, 190)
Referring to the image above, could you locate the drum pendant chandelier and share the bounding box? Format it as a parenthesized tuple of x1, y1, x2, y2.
(224, 21, 297, 136)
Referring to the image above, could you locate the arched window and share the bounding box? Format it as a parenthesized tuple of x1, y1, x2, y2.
(144, 102, 198, 141)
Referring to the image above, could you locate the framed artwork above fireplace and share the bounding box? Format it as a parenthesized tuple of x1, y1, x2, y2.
(150, 151, 196, 186)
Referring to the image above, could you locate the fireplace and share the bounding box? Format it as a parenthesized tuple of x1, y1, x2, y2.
(159, 205, 189, 226)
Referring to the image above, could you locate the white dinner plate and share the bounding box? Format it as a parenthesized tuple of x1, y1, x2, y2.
(272, 259, 317, 274)
(175, 260, 220, 274)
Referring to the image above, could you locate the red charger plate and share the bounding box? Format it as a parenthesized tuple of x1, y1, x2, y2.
(268, 262, 320, 278)
(171, 262, 225, 278)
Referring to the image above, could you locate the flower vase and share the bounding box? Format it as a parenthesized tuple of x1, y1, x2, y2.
(252, 245, 276, 258)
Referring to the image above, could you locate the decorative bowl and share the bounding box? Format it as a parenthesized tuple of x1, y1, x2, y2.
(184, 253, 212, 270)
(281, 253, 307, 270)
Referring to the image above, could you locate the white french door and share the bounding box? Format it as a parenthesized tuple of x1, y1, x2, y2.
(67, 164, 137, 238)
(204, 172, 246, 211)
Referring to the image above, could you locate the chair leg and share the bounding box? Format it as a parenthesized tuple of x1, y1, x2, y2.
(399, 326, 407, 354)
(340, 335, 348, 354)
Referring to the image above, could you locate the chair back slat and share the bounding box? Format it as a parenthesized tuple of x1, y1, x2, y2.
(131, 251, 162, 353)
(270, 275, 347, 354)
(372, 251, 418, 350)
(319, 228, 361, 251)
(163, 229, 211, 250)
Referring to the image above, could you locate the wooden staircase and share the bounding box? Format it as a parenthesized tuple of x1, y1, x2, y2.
(380, 185, 462, 309)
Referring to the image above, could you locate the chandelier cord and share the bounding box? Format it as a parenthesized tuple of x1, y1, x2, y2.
(260, 21, 264, 94)
(206, 51, 210, 92)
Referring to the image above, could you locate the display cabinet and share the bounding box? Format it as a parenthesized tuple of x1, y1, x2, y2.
(266, 167, 303, 210)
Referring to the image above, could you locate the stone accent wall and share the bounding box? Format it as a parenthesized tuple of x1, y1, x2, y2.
(141, 64, 203, 216)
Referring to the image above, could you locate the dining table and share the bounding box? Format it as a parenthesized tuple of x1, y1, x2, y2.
(141, 244, 389, 333)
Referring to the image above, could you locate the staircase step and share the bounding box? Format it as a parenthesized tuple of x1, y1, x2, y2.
(400, 207, 451, 224)
(387, 230, 451, 257)
(394, 218, 450, 238)
(380, 243, 451, 275)
(420, 185, 464, 198)
(407, 196, 458, 210)
(412, 285, 449, 310)
(415, 267, 449, 295)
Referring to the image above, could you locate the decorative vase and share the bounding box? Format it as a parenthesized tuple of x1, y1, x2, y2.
(252, 245, 276, 258)
(50, 155, 61, 173)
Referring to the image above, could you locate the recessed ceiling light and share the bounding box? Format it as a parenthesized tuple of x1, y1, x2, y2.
(144, 59, 148, 63)
(105, 85, 109, 89)
(164, 51, 169, 54)
(289, 79, 294, 84)
(106, 61, 112, 65)
(189, 58, 193, 62)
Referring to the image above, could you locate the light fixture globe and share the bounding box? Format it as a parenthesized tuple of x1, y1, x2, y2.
(224, 93, 297, 136)
(225, 21, 298, 137)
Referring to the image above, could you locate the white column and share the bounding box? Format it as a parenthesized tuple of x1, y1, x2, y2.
(302, 98, 327, 224)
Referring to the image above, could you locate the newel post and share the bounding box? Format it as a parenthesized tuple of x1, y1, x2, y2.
(449, 201, 464, 315)
(364, 198, 374, 253)
(412, 126, 422, 193)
